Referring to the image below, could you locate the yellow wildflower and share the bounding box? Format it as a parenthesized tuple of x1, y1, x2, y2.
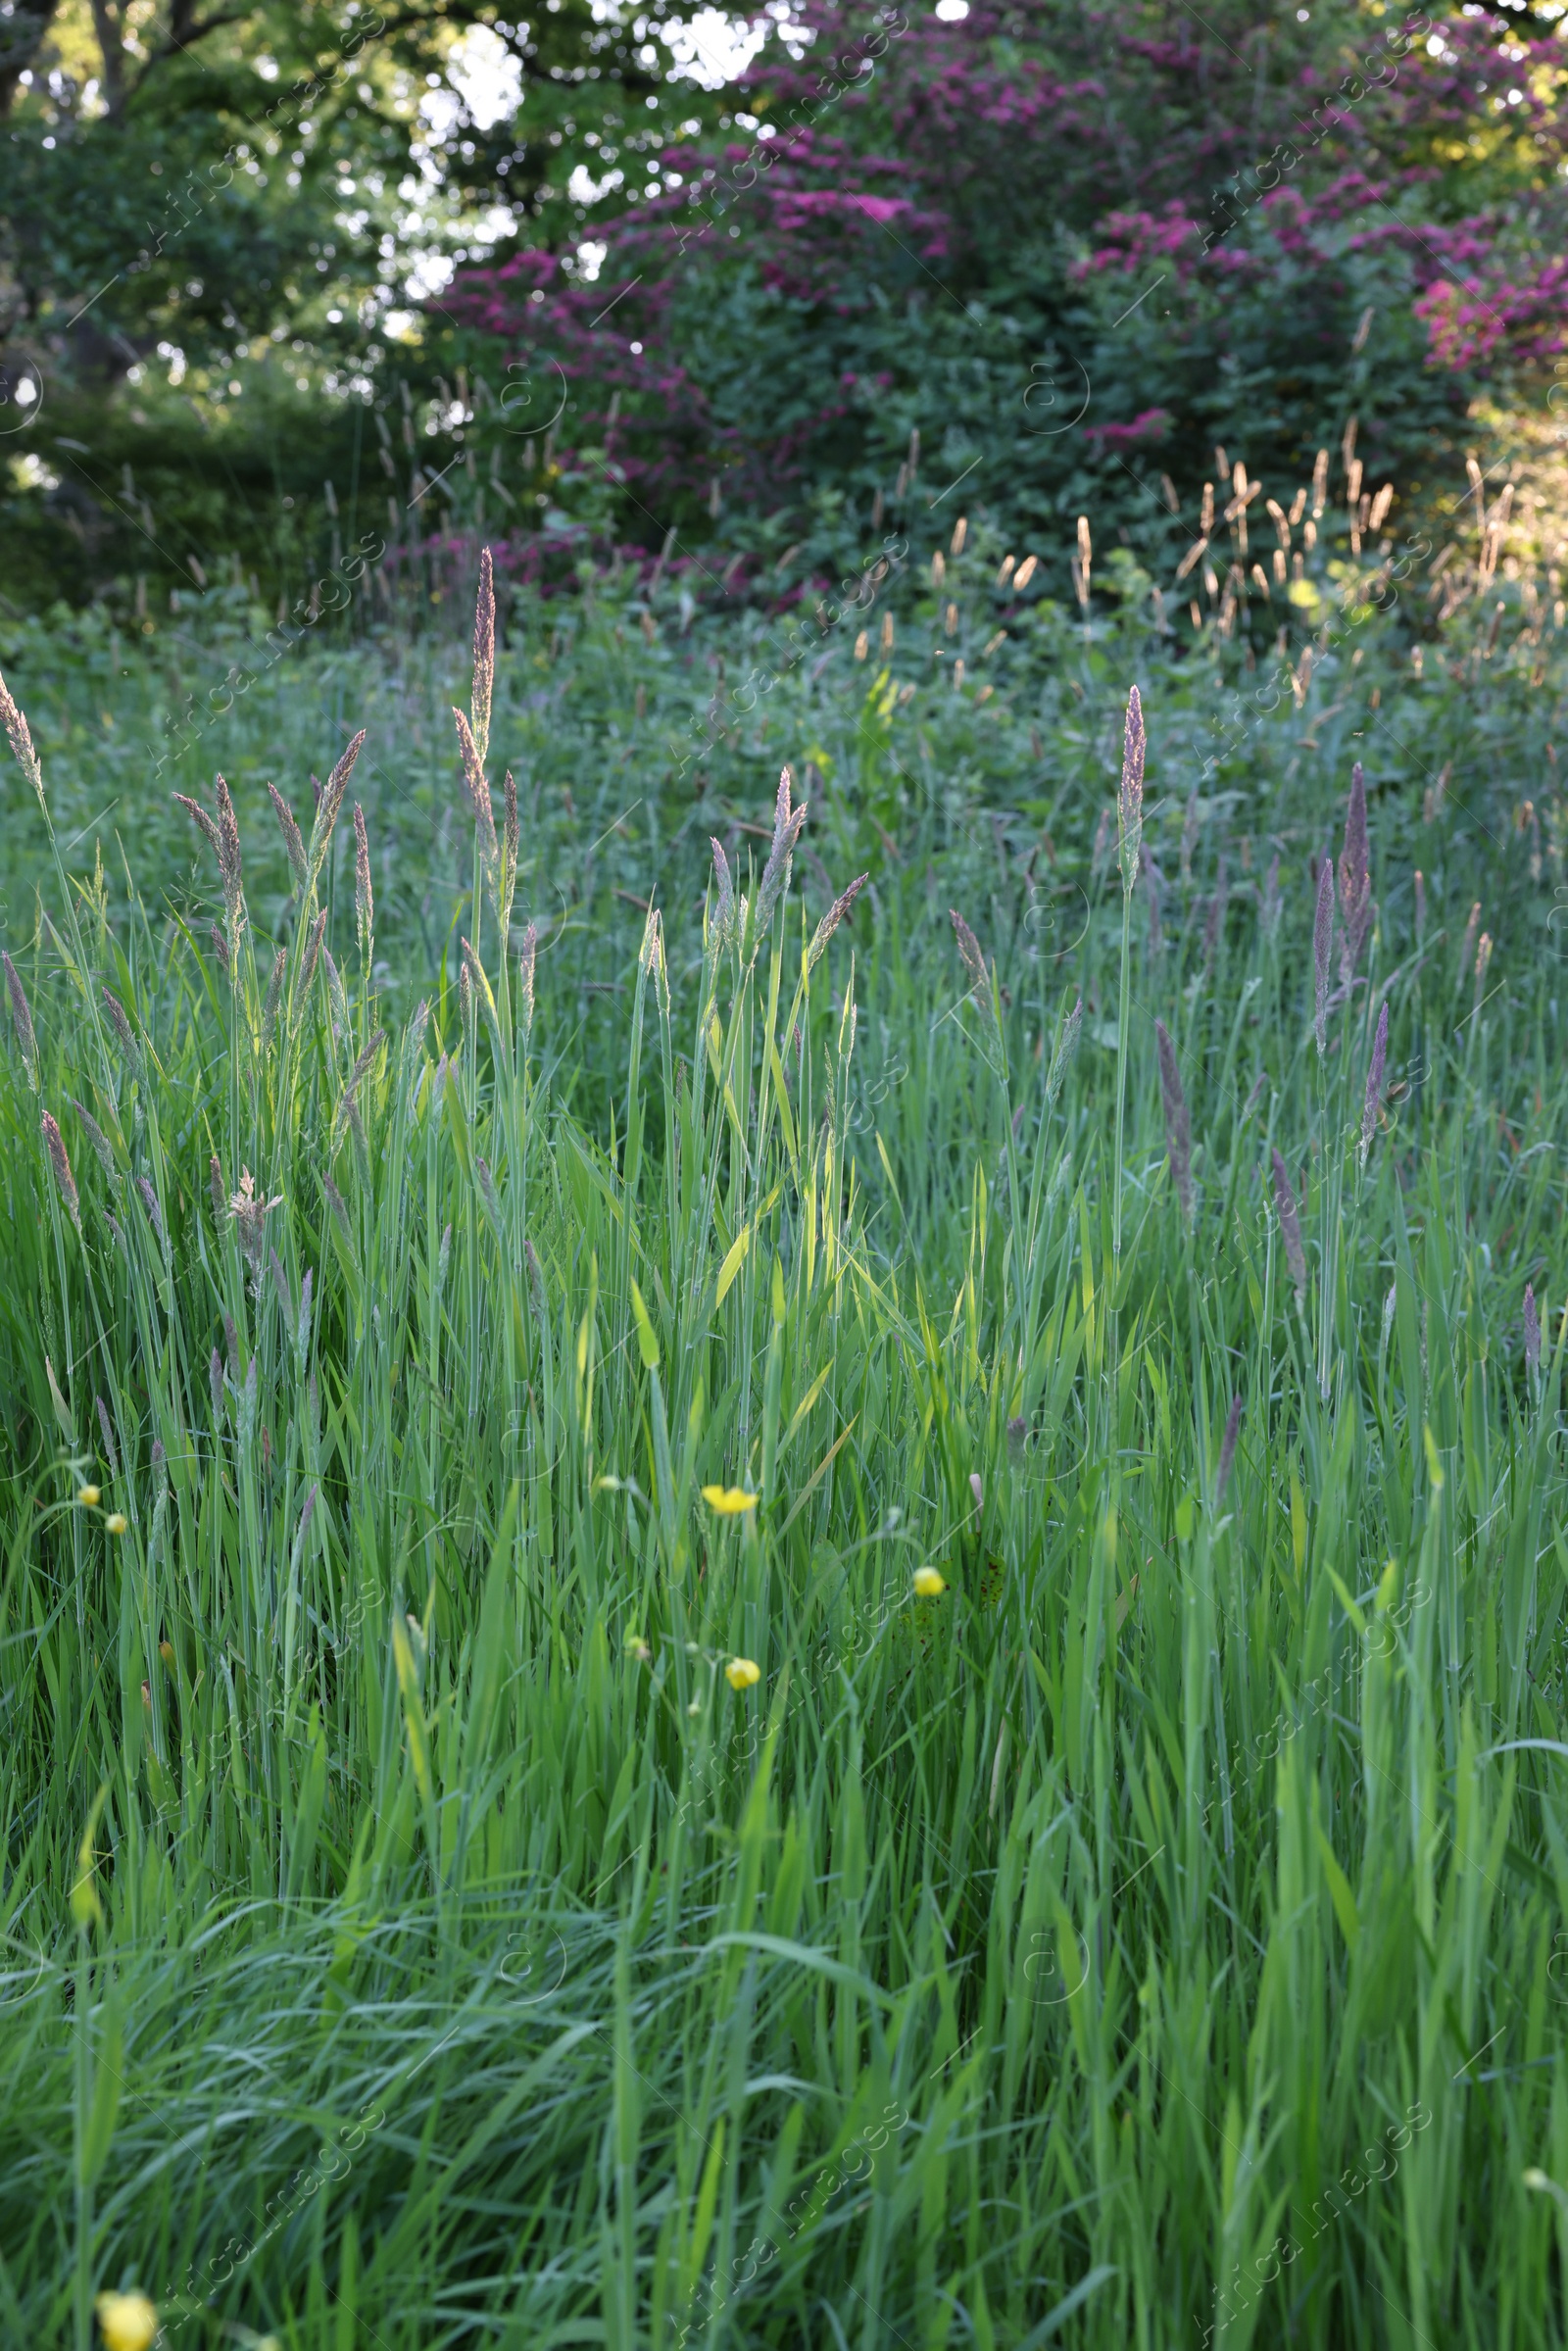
(703, 1486, 758, 1515)
(725, 1657, 761, 1690)
(104, 1513, 128, 1536)
(77, 1485, 101, 1507)
(913, 1566, 947, 1598)
(95, 2292, 159, 2351)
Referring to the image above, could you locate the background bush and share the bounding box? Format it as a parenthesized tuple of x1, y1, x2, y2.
(5, 1, 1568, 617)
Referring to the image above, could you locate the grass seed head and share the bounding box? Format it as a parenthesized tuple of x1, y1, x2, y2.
(101, 987, 140, 1075)
(296, 908, 327, 1009)
(476, 1154, 501, 1232)
(950, 908, 988, 1004)
(518, 923, 537, 1043)
(1118, 683, 1144, 895)
(471, 545, 496, 769)
(709, 838, 736, 958)
(335, 1028, 388, 1147)
(267, 781, 309, 893)
(136, 1175, 163, 1242)
(808, 873, 868, 973)
(307, 729, 366, 893)
(756, 767, 808, 944)
(453, 708, 500, 884)
(229, 1166, 283, 1275)
(172, 792, 221, 861)
(503, 769, 519, 925)
(354, 803, 373, 967)
(322, 946, 350, 1040)
(1045, 994, 1082, 1111)
(1524, 1283, 1542, 1373)
(41, 1109, 80, 1233)
(1457, 900, 1481, 988)
(263, 946, 287, 1028)
(0, 667, 44, 805)
(214, 773, 245, 935)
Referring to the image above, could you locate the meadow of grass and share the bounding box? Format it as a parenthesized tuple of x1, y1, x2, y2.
(2, 494, 1567, 2350)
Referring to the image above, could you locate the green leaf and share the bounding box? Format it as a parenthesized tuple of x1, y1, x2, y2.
(629, 1278, 661, 1371)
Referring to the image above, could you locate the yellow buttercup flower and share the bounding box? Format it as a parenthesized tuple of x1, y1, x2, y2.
(104, 1513, 128, 1536)
(725, 1657, 761, 1690)
(913, 1567, 947, 1598)
(703, 1486, 758, 1516)
(95, 2291, 159, 2351)
(77, 1484, 101, 1507)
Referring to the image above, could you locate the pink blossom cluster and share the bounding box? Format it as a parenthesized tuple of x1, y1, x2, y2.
(433, 0, 1568, 553)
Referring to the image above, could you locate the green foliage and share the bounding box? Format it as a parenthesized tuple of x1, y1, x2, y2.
(0, 522, 1566, 2343)
(0, 0, 728, 608)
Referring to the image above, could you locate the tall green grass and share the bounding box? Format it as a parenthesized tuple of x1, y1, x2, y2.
(2, 529, 1567, 2351)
